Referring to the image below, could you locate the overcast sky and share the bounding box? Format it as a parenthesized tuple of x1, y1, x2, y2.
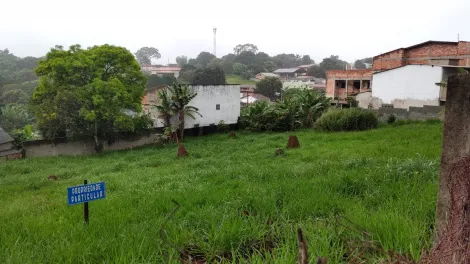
(1, 0, 469, 64)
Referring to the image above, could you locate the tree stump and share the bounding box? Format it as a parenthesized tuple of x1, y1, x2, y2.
(228, 131, 236, 138)
(177, 144, 188, 157)
(287, 135, 300, 149)
(47, 175, 58, 181)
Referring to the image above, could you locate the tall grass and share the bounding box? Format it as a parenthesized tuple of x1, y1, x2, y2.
(0, 123, 442, 263)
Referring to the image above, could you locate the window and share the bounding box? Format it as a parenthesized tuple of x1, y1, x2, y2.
(335, 80, 346, 88)
(216, 104, 220, 110)
(353, 81, 361, 89)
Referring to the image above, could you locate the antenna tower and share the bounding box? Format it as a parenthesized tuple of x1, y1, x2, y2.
(213, 28, 217, 57)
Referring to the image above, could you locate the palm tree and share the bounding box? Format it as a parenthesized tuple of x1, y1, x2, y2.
(154, 88, 175, 128)
(167, 83, 202, 141)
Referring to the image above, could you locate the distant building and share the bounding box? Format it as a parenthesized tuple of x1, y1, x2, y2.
(296, 64, 316, 70)
(0, 126, 22, 161)
(240, 93, 270, 105)
(283, 77, 326, 92)
(273, 68, 306, 79)
(327, 40, 470, 109)
(141, 65, 181, 78)
(255, 72, 279, 80)
(240, 84, 256, 97)
(142, 85, 240, 128)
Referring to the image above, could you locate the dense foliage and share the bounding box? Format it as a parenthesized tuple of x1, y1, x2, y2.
(315, 108, 378, 131)
(0, 49, 40, 134)
(241, 89, 331, 131)
(31, 44, 151, 152)
(192, 66, 226, 85)
(255, 77, 283, 100)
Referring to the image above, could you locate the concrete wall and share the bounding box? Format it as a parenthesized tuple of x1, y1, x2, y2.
(372, 65, 443, 109)
(375, 105, 443, 121)
(148, 85, 240, 128)
(355, 92, 383, 109)
(23, 133, 161, 158)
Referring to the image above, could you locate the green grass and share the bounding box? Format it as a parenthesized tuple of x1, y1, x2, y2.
(0, 123, 443, 263)
(226, 74, 257, 85)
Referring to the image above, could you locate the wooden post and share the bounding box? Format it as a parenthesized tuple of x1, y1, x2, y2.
(84, 180, 89, 225)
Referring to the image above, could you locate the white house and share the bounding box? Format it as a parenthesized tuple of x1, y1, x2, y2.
(368, 65, 456, 109)
(143, 85, 240, 128)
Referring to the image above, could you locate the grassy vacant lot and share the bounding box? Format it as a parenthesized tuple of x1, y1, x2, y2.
(0, 123, 442, 263)
(226, 74, 257, 85)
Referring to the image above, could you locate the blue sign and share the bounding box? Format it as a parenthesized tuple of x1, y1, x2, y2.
(67, 182, 106, 205)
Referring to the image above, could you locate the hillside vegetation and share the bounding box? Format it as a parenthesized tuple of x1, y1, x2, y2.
(226, 74, 257, 85)
(0, 123, 442, 263)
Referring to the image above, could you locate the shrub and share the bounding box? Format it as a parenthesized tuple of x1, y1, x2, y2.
(387, 114, 396, 124)
(315, 108, 378, 132)
(217, 120, 229, 133)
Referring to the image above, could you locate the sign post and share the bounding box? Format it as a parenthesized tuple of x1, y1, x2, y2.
(83, 180, 89, 225)
(67, 181, 106, 225)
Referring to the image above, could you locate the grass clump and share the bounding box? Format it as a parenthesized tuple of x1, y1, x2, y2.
(315, 108, 378, 132)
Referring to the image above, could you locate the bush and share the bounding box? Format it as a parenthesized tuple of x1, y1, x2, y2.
(217, 120, 229, 133)
(387, 114, 396, 124)
(315, 108, 378, 132)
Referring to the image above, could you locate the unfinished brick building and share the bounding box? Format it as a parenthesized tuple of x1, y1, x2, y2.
(373, 41, 470, 71)
(326, 40, 470, 109)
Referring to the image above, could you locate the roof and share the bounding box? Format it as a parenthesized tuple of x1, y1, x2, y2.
(0, 127, 13, 145)
(374, 40, 459, 58)
(151, 67, 181, 72)
(274, 68, 303, 73)
(297, 64, 316, 68)
(258, 72, 279, 77)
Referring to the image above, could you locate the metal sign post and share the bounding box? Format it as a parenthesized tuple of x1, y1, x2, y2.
(67, 181, 106, 225)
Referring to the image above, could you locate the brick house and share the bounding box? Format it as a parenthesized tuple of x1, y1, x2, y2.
(326, 40, 470, 109)
(326, 69, 373, 103)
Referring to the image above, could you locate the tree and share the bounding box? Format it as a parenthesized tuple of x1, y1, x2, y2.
(232, 63, 247, 76)
(273, 53, 302, 68)
(319, 55, 348, 74)
(255, 77, 283, 100)
(354, 60, 366, 69)
(135, 47, 161, 65)
(263, 61, 277, 72)
(31, 44, 149, 152)
(301, 55, 313, 65)
(0, 89, 28, 105)
(221, 54, 236, 74)
(146, 74, 176, 88)
(0, 103, 33, 133)
(167, 83, 201, 141)
(195, 52, 216, 68)
(176, 56, 188, 67)
(362, 57, 373, 64)
(307, 65, 325, 78)
(233, 44, 258, 55)
(208, 58, 222, 69)
(154, 87, 175, 128)
(234, 51, 256, 67)
(192, 66, 226, 85)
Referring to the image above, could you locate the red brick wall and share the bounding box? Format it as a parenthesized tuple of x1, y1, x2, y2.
(458, 41, 470, 66)
(372, 49, 405, 71)
(406, 43, 457, 58)
(373, 42, 470, 70)
(326, 70, 373, 97)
